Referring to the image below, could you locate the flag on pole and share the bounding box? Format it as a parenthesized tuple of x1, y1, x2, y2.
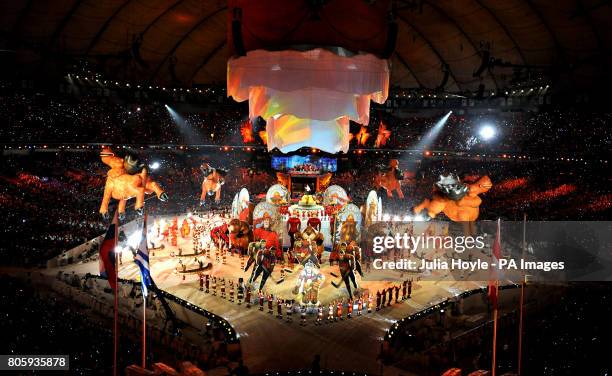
(488, 219, 502, 308)
(135, 213, 152, 298)
(99, 210, 119, 290)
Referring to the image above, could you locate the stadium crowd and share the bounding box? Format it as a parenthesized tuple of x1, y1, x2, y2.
(1, 89, 610, 155)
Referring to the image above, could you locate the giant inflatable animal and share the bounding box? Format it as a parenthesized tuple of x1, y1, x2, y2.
(374, 159, 404, 199)
(414, 175, 493, 233)
(200, 164, 226, 205)
(99, 148, 168, 219)
(228, 218, 253, 254)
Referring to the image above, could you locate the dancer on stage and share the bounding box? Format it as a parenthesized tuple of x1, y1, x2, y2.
(246, 244, 277, 291)
(334, 246, 358, 299)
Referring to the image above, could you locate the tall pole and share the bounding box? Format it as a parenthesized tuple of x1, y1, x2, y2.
(113, 247, 119, 376)
(518, 212, 526, 375)
(522, 213, 526, 255)
(142, 296, 147, 368)
(518, 280, 524, 375)
(491, 218, 501, 376)
(492, 281, 498, 376)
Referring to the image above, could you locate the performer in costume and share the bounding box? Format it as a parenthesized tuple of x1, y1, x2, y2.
(248, 246, 277, 291)
(339, 214, 358, 244)
(295, 260, 325, 306)
(287, 216, 302, 248)
(337, 247, 358, 299)
(346, 240, 364, 277)
(253, 212, 281, 258)
(307, 216, 322, 232)
(211, 222, 230, 248)
(300, 225, 325, 263)
(244, 239, 267, 282)
(180, 218, 190, 238)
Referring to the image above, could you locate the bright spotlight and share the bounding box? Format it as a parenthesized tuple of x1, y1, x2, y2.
(479, 124, 496, 141)
(149, 161, 160, 170)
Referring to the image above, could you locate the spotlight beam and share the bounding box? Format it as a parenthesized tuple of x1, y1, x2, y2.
(414, 111, 452, 151)
(165, 105, 203, 144)
(401, 111, 452, 171)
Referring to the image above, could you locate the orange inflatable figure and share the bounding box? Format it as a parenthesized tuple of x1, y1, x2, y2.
(374, 159, 404, 199)
(228, 219, 253, 254)
(200, 164, 226, 205)
(414, 175, 493, 233)
(99, 148, 168, 219)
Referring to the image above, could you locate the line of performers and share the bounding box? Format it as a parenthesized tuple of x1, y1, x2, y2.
(196, 273, 414, 324)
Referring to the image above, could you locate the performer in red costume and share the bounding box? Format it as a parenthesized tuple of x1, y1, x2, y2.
(253, 212, 281, 258)
(211, 222, 229, 247)
(306, 216, 322, 232)
(287, 216, 302, 248)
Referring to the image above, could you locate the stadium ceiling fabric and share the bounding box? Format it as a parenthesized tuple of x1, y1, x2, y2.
(1, 0, 610, 91)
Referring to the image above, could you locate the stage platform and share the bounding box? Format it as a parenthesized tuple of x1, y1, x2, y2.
(41, 212, 523, 374)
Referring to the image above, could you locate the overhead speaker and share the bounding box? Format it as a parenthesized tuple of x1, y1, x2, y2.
(232, 8, 246, 57)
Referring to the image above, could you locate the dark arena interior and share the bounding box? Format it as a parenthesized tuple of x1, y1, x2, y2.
(1, 1, 611, 375)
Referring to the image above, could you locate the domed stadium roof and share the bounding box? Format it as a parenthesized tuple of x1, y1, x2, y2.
(1, 0, 610, 91)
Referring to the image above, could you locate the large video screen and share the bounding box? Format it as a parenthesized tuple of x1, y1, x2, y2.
(271, 155, 337, 173)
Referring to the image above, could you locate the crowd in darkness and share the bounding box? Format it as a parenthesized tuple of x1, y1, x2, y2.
(0, 91, 247, 145)
(0, 273, 235, 375)
(0, 274, 151, 375)
(363, 109, 611, 154)
(386, 283, 612, 376)
(1, 89, 610, 156)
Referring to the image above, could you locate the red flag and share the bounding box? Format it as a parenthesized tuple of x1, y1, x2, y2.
(99, 210, 119, 290)
(488, 219, 501, 308)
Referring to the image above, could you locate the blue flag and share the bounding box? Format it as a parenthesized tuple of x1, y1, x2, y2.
(134, 213, 151, 298)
